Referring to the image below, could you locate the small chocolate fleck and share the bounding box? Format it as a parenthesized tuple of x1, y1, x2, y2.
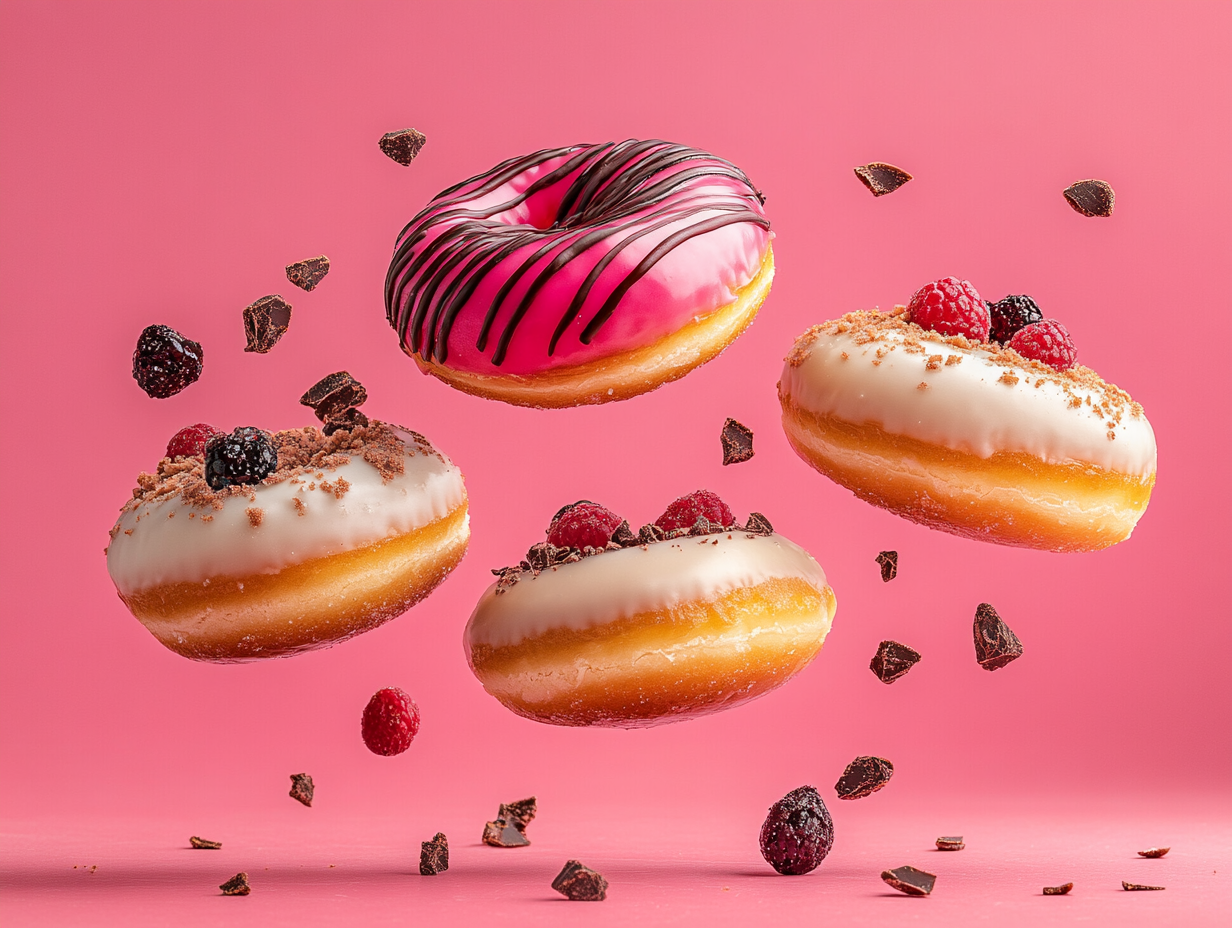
(973, 603, 1024, 671)
(745, 512, 774, 535)
(720, 418, 755, 465)
(881, 865, 935, 896)
(1044, 882, 1074, 895)
(836, 755, 894, 800)
(854, 162, 913, 197)
(285, 255, 330, 292)
(1123, 881, 1165, 891)
(219, 872, 250, 895)
(420, 833, 449, 875)
(1138, 847, 1170, 858)
(870, 640, 921, 684)
(300, 371, 367, 422)
(482, 819, 530, 847)
(379, 128, 427, 165)
(875, 550, 898, 582)
(289, 773, 314, 807)
(935, 836, 964, 851)
(242, 295, 292, 354)
(190, 836, 222, 850)
(322, 407, 369, 436)
(552, 860, 608, 901)
(1063, 179, 1115, 217)
(611, 520, 638, 547)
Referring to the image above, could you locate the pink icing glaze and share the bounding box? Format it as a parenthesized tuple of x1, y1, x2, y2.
(384, 141, 773, 377)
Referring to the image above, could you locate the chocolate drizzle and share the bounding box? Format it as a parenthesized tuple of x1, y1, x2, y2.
(384, 141, 770, 367)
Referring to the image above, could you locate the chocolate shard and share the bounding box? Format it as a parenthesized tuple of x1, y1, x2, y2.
(638, 523, 666, 544)
(482, 818, 530, 847)
(745, 512, 774, 535)
(300, 371, 367, 422)
(689, 515, 720, 537)
(611, 521, 638, 547)
(973, 603, 1024, 671)
(189, 836, 222, 850)
(419, 832, 449, 875)
(854, 162, 913, 197)
(379, 128, 427, 165)
(242, 295, 292, 354)
(1063, 179, 1115, 217)
(498, 797, 537, 831)
(1138, 847, 1170, 858)
(875, 550, 898, 582)
(1123, 881, 1165, 891)
(289, 773, 314, 807)
(720, 418, 755, 465)
(1043, 882, 1074, 895)
(552, 859, 608, 901)
(881, 865, 935, 896)
(935, 836, 964, 851)
(835, 755, 894, 800)
(285, 255, 330, 292)
(870, 640, 921, 684)
(219, 872, 251, 895)
(322, 407, 369, 436)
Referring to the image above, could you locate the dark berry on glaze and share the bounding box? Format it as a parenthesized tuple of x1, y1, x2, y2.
(132, 324, 204, 398)
(759, 786, 834, 875)
(988, 294, 1043, 345)
(203, 427, 278, 490)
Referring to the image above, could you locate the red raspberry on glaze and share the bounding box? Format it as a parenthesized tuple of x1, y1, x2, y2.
(166, 423, 224, 459)
(547, 501, 624, 551)
(906, 277, 990, 342)
(1008, 320, 1077, 371)
(654, 490, 734, 533)
(361, 687, 420, 757)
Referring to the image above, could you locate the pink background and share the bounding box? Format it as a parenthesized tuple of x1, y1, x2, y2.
(2, 1, 1229, 925)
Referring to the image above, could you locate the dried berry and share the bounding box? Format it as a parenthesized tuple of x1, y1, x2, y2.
(547, 502, 624, 551)
(189, 836, 222, 849)
(203, 428, 278, 490)
(875, 550, 898, 582)
(289, 773, 314, 807)
(1063, 179, 1115, 217)
(906, 277, 990, 342)
(1009, 320, 1077, 371)
(655, 490, 734, 534)
(420, 833, 448, 875)
(220, 872, 250, 895)
(285, 255, 330, 292)
(973, 603, 1024, 670)
(132, 324, 204, 398)
(988, 294, 1043, 345)
(361, 687, 420, 756)
(379, 128, 427, 165)
(720, 418, 755, 465)
(300, 371, 367, 422)
(242, 295, 292, 353)
(881, 865, 935, 895)
(166, 423, 223, 459)
(870, 640, 921, 684)
(552, 860, 608, 901)
(759, 786, 834, 875)
(854, 162, 913, 196)
(835, 756, 894, 800)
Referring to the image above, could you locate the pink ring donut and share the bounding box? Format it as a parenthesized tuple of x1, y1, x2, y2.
(384, 140, 775, 407)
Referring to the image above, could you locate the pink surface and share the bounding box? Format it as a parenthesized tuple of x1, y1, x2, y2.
(1, 1, 1229, 925)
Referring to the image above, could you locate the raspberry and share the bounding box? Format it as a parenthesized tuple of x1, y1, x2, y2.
(203, 427, 278, 490)
(547, 502, 624, 551)
(759, 786, 834, 875)
(1008, 320, 1077, 371)
(654, 490, 734, 533)
(361, 687, 420, 756)
(988, 294, 1043, 344)
(166, 423, 224, 459)
(132, 324, 204, 398)
(906, 277, 990, 342)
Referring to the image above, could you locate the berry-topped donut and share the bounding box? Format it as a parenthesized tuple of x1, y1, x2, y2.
(464, 493, 836, 727)
(384, 140, 773, 408)
(778, 278, 1157, 552)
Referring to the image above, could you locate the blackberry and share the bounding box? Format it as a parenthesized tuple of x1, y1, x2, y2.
(203, 428, 278, 490)
(988, 295, 1042, 345)
(759, 786, 834, 875)
(132, 324, 204, 398)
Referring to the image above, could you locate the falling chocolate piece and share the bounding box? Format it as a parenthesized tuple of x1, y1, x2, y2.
(854, 162, 913, 197)
(289, 773, 314, 807)
(935, 836, 964, 851)
(189, 836, 222, 850)
(482, 818, 530, 847)
(1044, 882, 1074, 895)
(219, 872, 251, 895)
(720, 418, 755, 465)
(285, 255, 331, 292)
(870, 640, 921, 684)
(552, 860, 608, 901)
(611, 520, 638, 547)
(420, 833, 449, 875)
(1123, 881, 1165, 891)
(881, 865, 936, 896)
(1063, 179, 1115, 217)
(379, 128, 427, 165)
(242, 295, 292, 354)
(745, 512, 774, 535)
(973, 603, 1024, 671)
(300, 371, 367, 422)
(498, 797, 537, 831)
(322, 407, 369, 436)
(875, 550, 898, 582)
(835, 755, 894, 800)
(1138, 847, 1170, 858)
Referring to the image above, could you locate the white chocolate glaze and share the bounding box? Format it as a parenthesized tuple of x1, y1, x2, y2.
(466, 533, 828, 649)
(780, 324, 1156, 476)
(107, 437, 466, 594)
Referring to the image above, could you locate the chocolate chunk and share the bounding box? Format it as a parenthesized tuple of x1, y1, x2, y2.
(242, 295, 292, 354)
(498, 797, 537, 831)
(219, 872, 250, 895)
(1123, 881, 1165, 891)
(552, 860, 608, 901)
(881, 865, 935, 896)
(870, 640, 921, 684)
(482, 819, 530, 847)
(322, 407, 369, 436)
(935, 836, 964, 851)
(419, 833, 449, 875)
(745, 512, 774, 535)
(835, 755, 894, 800)
(1063, 179, 1115, 217)
(720, 418, 755, 465)
(1043, 882, 1074, 895)
(854, 162, 913, 197)
(689, 515, 721, 536)
(638, 523, 667, 544)
(379, 128, 427, 165)
(973, 603, 1024, 671)
(300, 371, 367, 421)
(289, 773, 314, 807)
(285, 255, 330, 292)
(1138, 847, 1170, 858)
(611, 520, 638, 547)
(189, 836, 222, 850)
(875, 550, 898, 582)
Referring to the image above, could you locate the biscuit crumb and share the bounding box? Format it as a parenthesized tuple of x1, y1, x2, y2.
(246, 507, 264, 527)
(292, 497, 306, 516)
(917, 381, 928, 391)
(998, 371, 1020, 386)
(926, 354, 943, 371)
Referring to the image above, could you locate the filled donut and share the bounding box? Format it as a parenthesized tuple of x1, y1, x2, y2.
(778, 279, 1157, 552)
(384, 140, 774, 408)
(464, 493, 836, 727)
(106, 421, 468, 661)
